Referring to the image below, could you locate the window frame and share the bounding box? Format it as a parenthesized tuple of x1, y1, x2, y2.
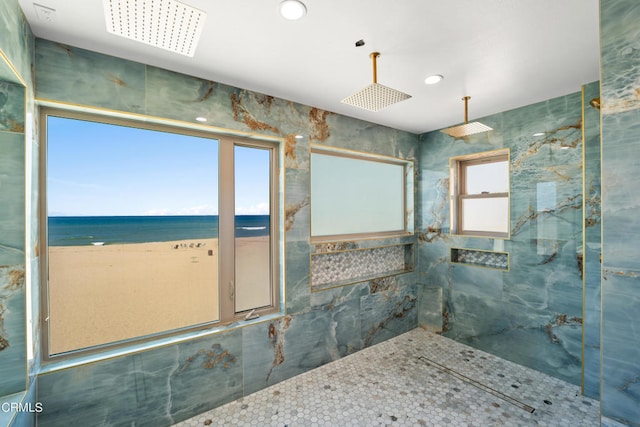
(39, 107, 281, 360)
(310, 146, 413, 243)
(450, 149, 510, 238)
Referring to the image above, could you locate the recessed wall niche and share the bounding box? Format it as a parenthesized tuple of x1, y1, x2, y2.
(311, 243, 414, 291)
(451, 248, 509, 271)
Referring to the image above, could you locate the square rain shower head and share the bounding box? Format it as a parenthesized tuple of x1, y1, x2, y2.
(103, 0, 207, 57)
(341, 82, 412, 112)
(440, 96, 492, 138)
(440, 122, 493, 138)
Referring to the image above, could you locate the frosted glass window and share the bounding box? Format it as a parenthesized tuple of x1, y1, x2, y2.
(465, 162, 509, 194)
(311, 150, 406, 238)
(462, 197, 509, 233)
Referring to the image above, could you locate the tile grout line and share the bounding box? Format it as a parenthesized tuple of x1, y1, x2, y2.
(417, 355, 536, 414)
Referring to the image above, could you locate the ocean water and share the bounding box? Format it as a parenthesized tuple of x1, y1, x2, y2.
(48, 215, 269, 246)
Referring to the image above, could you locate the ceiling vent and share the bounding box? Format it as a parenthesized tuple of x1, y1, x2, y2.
(103, 0, 207, 57)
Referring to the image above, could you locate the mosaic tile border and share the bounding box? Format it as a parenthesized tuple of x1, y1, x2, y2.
(311, 244, 413, 291)
(451, 248, 509, 270)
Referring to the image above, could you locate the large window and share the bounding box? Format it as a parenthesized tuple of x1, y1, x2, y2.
(310, 147, 412, 241)
(41, 108, 279, 357)
(450, 149, 509, 238)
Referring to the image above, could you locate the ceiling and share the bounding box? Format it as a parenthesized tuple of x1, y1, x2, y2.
(18, 0, 600, 134)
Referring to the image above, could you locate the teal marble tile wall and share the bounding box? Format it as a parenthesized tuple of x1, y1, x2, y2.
(417, 286, 443, 332)
(0, 82, 24, 133)
(582, 81, 601, 400)
(0, 0, 32, 85)
(600, 1, 640, 425)
(0, 5, 28, 412)
(33, 39, 419, 425)
(418, 90, 587, 386)
(0, 131, 26, 400)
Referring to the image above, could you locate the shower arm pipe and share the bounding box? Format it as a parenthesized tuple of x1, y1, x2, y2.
(370, 52, 380, 84)
(463, 96, 471, 124)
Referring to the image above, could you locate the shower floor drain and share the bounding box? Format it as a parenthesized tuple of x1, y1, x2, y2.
(417, 356, 536, 414)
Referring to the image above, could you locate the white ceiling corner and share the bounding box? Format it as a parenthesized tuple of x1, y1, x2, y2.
(18, 0, 600, 134)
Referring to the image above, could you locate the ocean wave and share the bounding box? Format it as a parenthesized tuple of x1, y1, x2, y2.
(237, 226, 267, 230)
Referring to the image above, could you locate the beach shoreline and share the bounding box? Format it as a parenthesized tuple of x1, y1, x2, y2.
(48, 236, 269, 354)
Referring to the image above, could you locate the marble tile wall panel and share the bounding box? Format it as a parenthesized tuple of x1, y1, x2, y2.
(0, 120, 25, 265)
(309, 281, 370, 309)
(0, 59, 18, 87)
(284, 168, 310, 244)
(0, 265, 26, 397)
(0, 3, 36, 423)
(600, 273, 640, 426)
(32, 36, 420, 424)
(0, 0, 32, 85)
(417, 286, 442, 332)
(0, 392, 26, 426)
(0, 130, 26, 399)
(37, 329, 243, 426)
(0, 82, 25, 133)
(582, 81, 601, 400)
(418, 91, 585, 387)
(600, 0, 640, 424)
(242, 300, 362, 396)
(361, 282, 418, 347)
(284, 240, 311, 314)
(35, 40, 146, 113)
(8, 386, 36, 427)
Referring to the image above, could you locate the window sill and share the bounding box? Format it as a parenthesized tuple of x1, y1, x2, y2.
(311, 231, 413, 245)
(450, 231, 509, 240)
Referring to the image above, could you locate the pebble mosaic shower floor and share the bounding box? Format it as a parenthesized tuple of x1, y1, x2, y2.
(173, 328, 599, 426)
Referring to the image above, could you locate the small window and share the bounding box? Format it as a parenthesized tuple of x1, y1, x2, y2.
(41, 108, 280, 357)
(310, 147, 412, 241)
(450, 150, 509, 238)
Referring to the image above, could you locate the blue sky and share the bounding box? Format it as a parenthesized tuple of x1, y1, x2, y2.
(47, 116, 269, 216)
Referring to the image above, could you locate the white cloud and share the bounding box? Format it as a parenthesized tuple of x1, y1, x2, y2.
(144, 205, 218, 216)
(235, 202, 269, 215)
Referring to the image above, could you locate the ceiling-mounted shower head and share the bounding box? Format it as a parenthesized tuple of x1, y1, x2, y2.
(441, 96, 492, 138)
(341, 52, 411, 112)
(103, 0, 207, 57)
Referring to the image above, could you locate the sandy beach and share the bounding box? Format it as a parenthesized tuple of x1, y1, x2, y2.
(48, 236, 270, 354)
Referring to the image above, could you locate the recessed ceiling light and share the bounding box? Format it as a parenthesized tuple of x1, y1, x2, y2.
(196, 117, 207, 122)
(279, 0, 307, 20)
(424, 74, 443, 85)
(533, 132, 545, 136)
